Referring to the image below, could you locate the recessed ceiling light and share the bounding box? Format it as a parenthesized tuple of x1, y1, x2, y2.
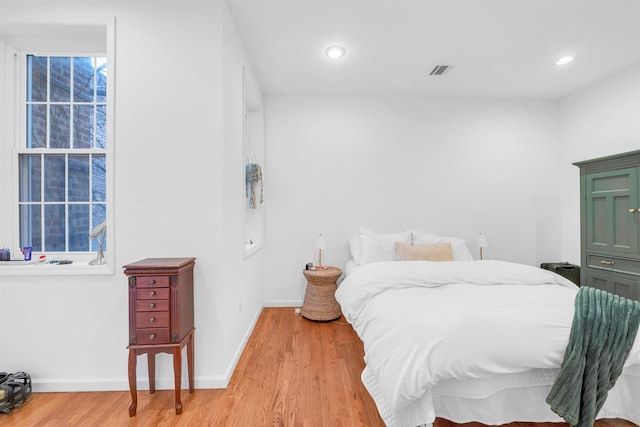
(554, 56, 575, 66)
(325, 45, 346, 59)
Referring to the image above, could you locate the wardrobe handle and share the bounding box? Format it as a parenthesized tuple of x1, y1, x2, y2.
(600, 260, 615, 266)
(630, 208, 636, 213)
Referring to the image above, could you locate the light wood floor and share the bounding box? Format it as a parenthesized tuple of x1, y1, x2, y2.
(0, 307, 636, 426)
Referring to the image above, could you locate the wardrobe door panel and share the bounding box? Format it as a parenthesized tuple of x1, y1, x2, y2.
(585, 167, 638, 254)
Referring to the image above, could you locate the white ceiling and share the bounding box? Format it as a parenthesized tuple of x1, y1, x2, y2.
(227, 0, 640, 99)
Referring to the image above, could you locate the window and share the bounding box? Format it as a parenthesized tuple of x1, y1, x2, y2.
(18, 54, 107, 253)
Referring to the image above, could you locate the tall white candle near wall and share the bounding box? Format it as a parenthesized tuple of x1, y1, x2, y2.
(315, 233, 326, 266)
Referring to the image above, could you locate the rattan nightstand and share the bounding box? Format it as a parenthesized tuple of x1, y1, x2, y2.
(301, 266, 342, 321)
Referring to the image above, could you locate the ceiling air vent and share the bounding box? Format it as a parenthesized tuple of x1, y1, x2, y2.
(429, 65, 453, 76)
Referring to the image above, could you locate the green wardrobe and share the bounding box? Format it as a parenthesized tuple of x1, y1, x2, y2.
(575, 150, 640, 301)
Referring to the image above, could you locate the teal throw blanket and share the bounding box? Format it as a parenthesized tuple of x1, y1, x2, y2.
(546, 286, 640, 427)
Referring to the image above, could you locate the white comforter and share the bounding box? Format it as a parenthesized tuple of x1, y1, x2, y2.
(335, 260, 640, 427)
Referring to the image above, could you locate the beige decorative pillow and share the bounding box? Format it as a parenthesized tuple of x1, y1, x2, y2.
(395, 242, 454, 262)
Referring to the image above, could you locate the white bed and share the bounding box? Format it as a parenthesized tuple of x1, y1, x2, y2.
(336, 229, 640, 427)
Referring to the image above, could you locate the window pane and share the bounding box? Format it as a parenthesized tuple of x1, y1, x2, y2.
(27, 55, 47, 102)
(19, 204, 42, 252)
(68, 155, 90, 202)
(96, 105, 106, 148)
(26, 104, 47, 148)
(44, 204, 66, 251)
(20, 55, 108, 253)
(91, 204, 106, 251)
(95, 57, 107, 103)
(69, 204, 90, 251)
(50, 57, 70, 102)
(50, 105, 70, 148)
(92, 155, 106, 202)
(19, 155, 41, 202)
(44, 154, 66, 202)
(73, 57, 94, 102)
(73, 105, 93, 148)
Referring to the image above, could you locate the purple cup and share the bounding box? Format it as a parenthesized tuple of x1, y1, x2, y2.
(23, 247, 32, 261)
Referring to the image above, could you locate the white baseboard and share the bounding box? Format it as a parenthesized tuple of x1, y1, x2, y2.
(33, 376, 231, 393)
(263, 300, 302, 307)
(34, 378, 131, 393)
(221, 303, 263, 386)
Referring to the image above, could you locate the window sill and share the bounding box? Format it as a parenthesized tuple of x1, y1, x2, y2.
(0, 257, 115, 277)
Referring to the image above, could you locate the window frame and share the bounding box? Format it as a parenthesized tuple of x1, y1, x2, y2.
(0, 19, 115, 277)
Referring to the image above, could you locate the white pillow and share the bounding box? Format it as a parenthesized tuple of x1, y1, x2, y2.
(348, 237, 362, 265)
(407, 228, 437, 244)
(411, 230, 474, 261)
(358, 226, 395, 238)
(358, 228, 412, 264)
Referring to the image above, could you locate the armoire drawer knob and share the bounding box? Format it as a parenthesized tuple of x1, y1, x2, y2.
(630, 209, 636, 213)
(149, 317, 156, 323)
(149, 303, 156, 308)
(149, 334, 156, 340)
(150, 291, 156, 296)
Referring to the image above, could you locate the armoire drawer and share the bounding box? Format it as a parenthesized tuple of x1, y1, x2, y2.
(135, 328, 170, 345)
(586, 254, 640, 277)
(136, 276, 170, 288)
(136, 288, 170, 300)
(135, 299, 170, 312)
(136, 311, 170, 328)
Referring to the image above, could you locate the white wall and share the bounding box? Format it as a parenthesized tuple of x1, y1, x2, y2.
(0, 0, 264, 392)
(222, 4, 265, 375)
(263, 95, 564, 304)
(558, 64, 640, 264)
